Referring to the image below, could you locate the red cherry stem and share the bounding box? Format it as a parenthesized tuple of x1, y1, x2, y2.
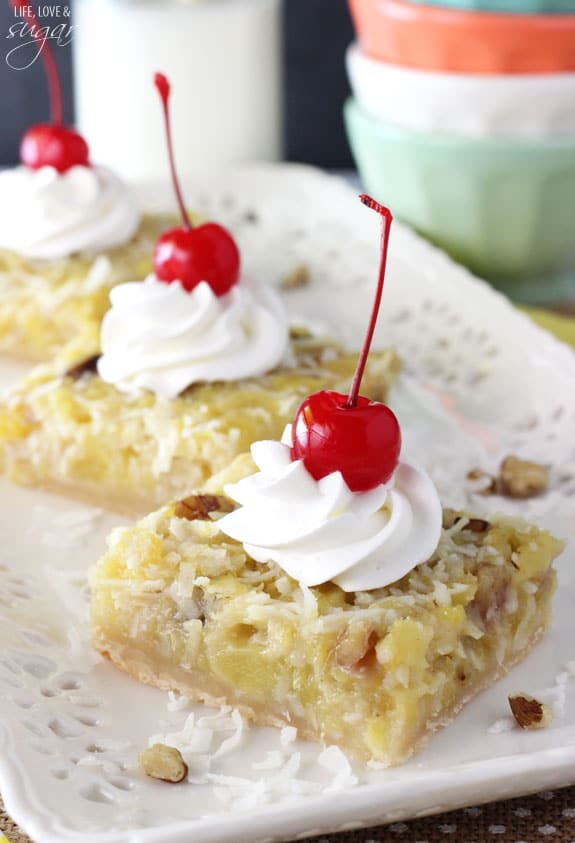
(154, 72, 192, 232)
(346, 195, 393, 409)
(9, 0, 63, 125)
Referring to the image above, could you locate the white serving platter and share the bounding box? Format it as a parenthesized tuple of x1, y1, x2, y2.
(0, 164, 574, 843)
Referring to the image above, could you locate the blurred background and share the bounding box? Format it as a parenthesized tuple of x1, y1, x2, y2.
(0, 0, 354, 169)
(1, 0, 575, 305)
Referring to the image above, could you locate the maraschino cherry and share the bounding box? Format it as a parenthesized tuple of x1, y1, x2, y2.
(11, 1, 90, 173)
(291, 195, 401, 493)
(153, 73, 240, 296)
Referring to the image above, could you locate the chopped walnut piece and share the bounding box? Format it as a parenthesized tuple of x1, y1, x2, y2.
(138, 744, 188, 783)
(468, 457, 549, 500)
(441, 511, 490, 534)
(280, 264, 311, 290)
(335, 624, 378, 672)
(174, 494, 235, 521)
(499, 457, 549, 500)
(65, 354, 101, 380)
(289, 325, 313, 341)
(509, 693, 553, 730)
(467, 518, 490, 533)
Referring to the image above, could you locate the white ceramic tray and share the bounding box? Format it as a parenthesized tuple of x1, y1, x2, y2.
(1, 165, 574, 843)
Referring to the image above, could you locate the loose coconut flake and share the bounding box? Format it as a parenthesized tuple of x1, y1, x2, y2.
(212, 709, 245, 759)
(488, 718, 516, 735)
(143, 705, 359, 808)
(318, 745, 359, 790)
(280, 726, 298, 748)
(167, 691, 191, 713)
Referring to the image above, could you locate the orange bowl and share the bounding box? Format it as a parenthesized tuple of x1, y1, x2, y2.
(348, 0, 575, 74)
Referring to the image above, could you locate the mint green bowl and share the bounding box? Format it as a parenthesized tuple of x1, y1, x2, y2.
(402, 0, 575, 11)
(345, 97, 575, 301)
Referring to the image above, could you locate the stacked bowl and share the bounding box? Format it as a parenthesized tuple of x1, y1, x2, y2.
(344, 0, 575, 302)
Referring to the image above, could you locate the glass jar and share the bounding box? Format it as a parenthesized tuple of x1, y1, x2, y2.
(72, 0, 283, 182)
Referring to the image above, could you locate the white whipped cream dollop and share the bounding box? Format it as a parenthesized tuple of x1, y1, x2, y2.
(97, 275, 290, 399)
(219, 426, 442, 592)
(0, 165, 140, 260)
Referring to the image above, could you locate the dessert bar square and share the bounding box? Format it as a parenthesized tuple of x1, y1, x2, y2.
(91, 456, 561, 765)
(0, 338, 400, 513)
(0, 214, 172, 361)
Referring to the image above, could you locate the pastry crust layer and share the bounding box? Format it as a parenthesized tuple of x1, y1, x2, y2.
(97, 622, 548, 766)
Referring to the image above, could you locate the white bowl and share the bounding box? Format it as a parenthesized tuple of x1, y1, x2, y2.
(346, 42, 575, 139)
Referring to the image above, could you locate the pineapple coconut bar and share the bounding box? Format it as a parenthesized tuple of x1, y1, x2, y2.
(92, 478, 559, 765)
(91, 195, 562, 766)
(0, 215, 173, 361)
(0, 6, 172, 361)
(0, 75, 399, 513)
(0, 337, 399, 513)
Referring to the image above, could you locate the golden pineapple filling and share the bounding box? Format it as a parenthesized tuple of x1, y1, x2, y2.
(0, 339, 400, 513)
(0, 214, 173, 361)
(91, 459, 562, 766)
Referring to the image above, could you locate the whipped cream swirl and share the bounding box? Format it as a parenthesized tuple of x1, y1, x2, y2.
(0, 165, 140, 260)
(97, 275, 289, 399)
(219, 426, 442, 592)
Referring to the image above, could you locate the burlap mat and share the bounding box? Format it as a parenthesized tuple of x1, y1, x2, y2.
(2, 786, 574, 842)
